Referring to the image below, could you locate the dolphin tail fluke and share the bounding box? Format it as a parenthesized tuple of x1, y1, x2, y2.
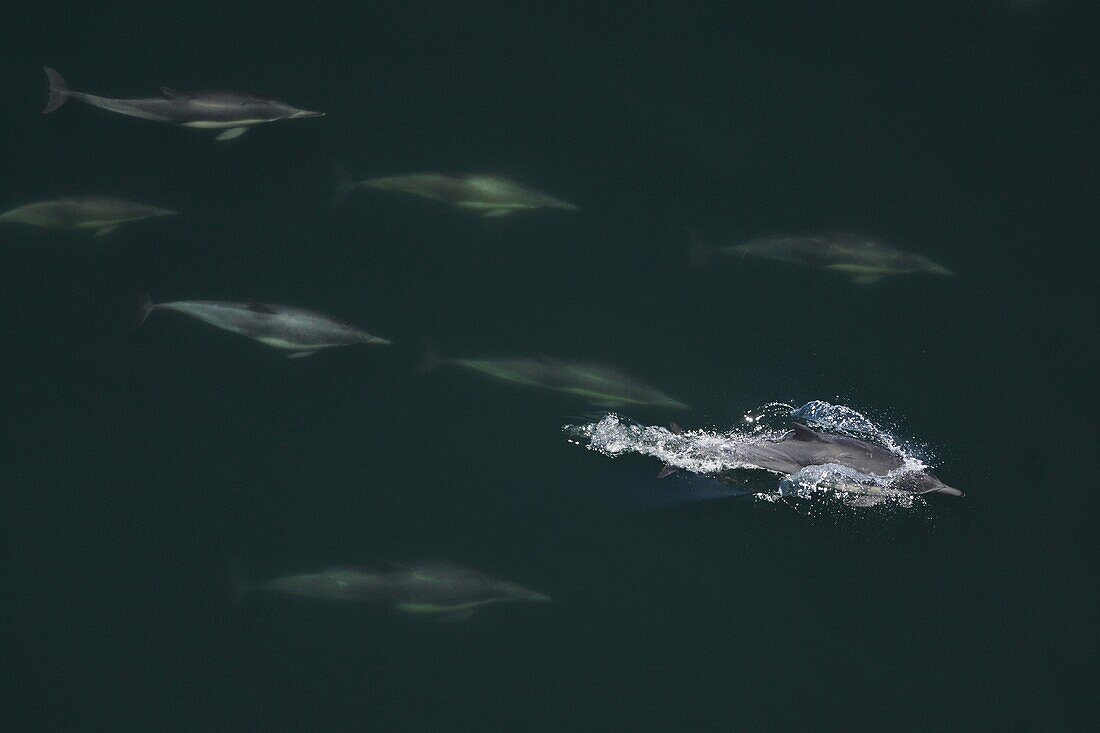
(328, 159, 357, 210)
(42, 67, 70, 114)
(137, 292, 155, 327)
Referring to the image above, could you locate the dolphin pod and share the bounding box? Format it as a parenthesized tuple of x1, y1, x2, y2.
(15, 62, 967, 634)
(42, 67, 324, 141)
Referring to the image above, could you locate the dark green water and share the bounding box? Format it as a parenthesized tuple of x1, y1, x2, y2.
(1, 3, 1094, 730)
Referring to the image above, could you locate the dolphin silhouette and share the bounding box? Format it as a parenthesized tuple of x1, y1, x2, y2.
(0, 196, 176, 237)
(331, 162, 578, 216)
(42, 68, 323, 141)
(138, 295, 389, 357)
(240, 562, 550, 622)
(691, 231, 954, 284)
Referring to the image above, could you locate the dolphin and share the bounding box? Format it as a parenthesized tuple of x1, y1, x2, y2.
(0, 196, 177, 237)
(691, 231, 954, 284)
(42, 67, 324, 141)
(332, 164, 578, 217)
(138, 295, 390, 357)
(242, 561, 550, 621)
(422, 344, 688, 409)
(571, 416, 963, 503)
(712, 422, 963, 496)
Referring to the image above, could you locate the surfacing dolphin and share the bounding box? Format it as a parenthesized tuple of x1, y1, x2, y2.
(691, 231, 954, 284)
(422, 344, 688, 410)
(333, 164, 577, 217)
(0, 196, 176, 237)
(139, 295, 390, 357)
(42, 68, 324, 141)
(571, 415, 962, 504)
(707, 422, 962, 496)
(241, 561, 550, 621)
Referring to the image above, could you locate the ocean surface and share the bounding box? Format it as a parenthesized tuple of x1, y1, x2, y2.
(1, 3, 1094, 730)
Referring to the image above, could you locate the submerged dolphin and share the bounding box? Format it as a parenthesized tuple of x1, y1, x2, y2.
(422, 345, 688, 409)
(42, 67, 324, 141)
(242, 561, 550, 621)
(0, 196, 176, 236)
(139, 295, 390, 357)
(571, 416, 962, 504)
(691, 231, 954, 284)
(333, 165, 577, 217)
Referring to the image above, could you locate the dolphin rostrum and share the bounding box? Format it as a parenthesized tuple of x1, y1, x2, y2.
(139, 295, 390, 357)
(240, 561, 550, 621)
(691, 231, 954, 284)
(332, 163, 578, 217)
(0, 196, 177, 237)
(42, 68, 324, 141)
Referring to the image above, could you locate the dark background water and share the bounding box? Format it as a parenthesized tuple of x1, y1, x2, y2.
(1, 2, 1095, 730)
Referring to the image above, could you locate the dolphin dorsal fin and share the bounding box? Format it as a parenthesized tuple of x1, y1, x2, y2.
(159, 86, 188, 99)
(789, 423, 821, 441)
(245, 301, 276, 315)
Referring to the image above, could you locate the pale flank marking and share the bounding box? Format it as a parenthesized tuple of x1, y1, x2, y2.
(394, 599, 504, 614)
(254, 336, 312, 350)
(182, 119, 270, 129)
(214, 127, 249, 141)
(76, 219, 128, 229)
(823, 264, 896, 275)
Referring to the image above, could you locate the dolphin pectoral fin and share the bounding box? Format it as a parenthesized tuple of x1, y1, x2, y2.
(285, 351, 318, 359)
(482, 209, 515, 218)
(851, 274, 884, 285)
(656, 465, 678, 479)
(214, 127, 249, 142)
(93, 224, 119, 237)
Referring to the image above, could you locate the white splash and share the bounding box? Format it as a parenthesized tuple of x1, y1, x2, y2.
(567, 414, 780, 474)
